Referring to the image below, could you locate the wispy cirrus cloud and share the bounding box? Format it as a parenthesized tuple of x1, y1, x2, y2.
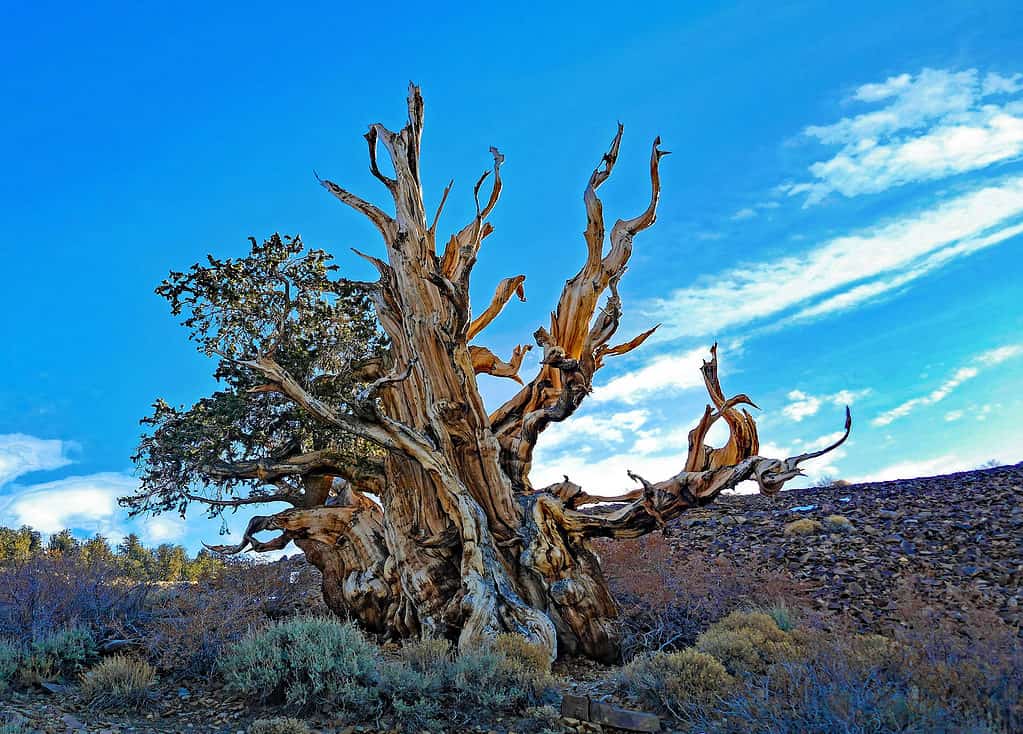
(592, 346, 711, 404)
(872, 344, 1022, 426)
(651, 175, 1023, 338)
(786, 68, 1023, 204)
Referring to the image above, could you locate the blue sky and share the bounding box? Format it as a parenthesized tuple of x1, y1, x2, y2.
(1, 1, 1021, 553)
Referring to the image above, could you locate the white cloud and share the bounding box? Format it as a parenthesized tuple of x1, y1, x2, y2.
(782, 390, 822, 422)
(732, 207, 757, 220)
(538, 409, 649, 451)
(788, 68, 1023, 204)
(852, 454, 969, 482)
(0, 472, 135, 536)
(651, 176, 1023, 338)
(0, 433, 74, 486)
(0, 471, 191, 545)
(872, 344, 1022, 426)
(944, 410, 964, 422)
(143, 515, 187, 544)
(779, 387, 869, 422)
(593, 346, 710, 404)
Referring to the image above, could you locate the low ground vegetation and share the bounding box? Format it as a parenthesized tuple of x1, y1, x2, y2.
(1, 513, 1020, 733)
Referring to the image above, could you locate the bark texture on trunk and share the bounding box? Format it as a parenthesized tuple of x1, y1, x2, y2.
(211, 86, 850, 662)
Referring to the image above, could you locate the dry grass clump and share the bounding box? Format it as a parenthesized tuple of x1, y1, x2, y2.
(248, 718, 311, 734)
(823, 514, 854, 532)
(618, 648, 734, 721)
(783, 518, 823, 536)
(695, 611, 802, 675)
(396, 637, 451, 672)
(78, 655, 157, 711)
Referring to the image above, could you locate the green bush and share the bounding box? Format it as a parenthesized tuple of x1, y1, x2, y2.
(78, 655, 157, 711)
(695, 611, 801, 675)
(248, 718, 311, 734)
(618, 648, 734, 721)
(20, 626, 97, 683)
(221, 616, 382, 715)
(383, 634, 556, 732)
(0, 639, 23, 690)
(765, 603, 796, 632)
(0, 721, 29, 734)
(450, 635, 555, 716)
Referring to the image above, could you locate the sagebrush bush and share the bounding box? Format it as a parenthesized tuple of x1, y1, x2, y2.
(695, 611, 801, 675)
(0, 638, 22, 690)
(383, 634, 556, 732)
(248, 717, 311, 734)
(221, 616, 382, 715)
(618, 648, 734, 721)
(78, 655, 156, 710)
(20, 626, 97, 683)
(783, 518, 823, 536)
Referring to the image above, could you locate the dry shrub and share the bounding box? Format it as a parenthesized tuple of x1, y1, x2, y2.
(248, 718, 311, 734)
(823, 514, 853, 532)
(693, 609, 1021, 734)
(598, 535, 812, 659)
(888, 584, 1023, 731)
(0, 553, 148, 645)
(144, 557, 326, 680)
(78, 655, 156, 711)
(617, 648, 734, 721)
(397, 637, 451, 672)
(695, 611, 802, 675)
(783, 518, 823, 536)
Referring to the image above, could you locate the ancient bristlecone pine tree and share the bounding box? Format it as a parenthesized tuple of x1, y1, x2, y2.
(127, 86, 849, 662)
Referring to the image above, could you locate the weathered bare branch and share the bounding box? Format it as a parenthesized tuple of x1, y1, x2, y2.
(470, 344, 532, 384)
(315, 172, 394, 239)
(467, 275, 526, 340)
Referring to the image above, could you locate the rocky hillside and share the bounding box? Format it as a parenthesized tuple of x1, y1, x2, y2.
(664, 462, 1023, 632)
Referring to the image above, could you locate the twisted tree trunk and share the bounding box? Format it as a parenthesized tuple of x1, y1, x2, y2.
(210, 86, 849, 662)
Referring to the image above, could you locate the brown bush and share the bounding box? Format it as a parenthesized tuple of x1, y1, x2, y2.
(143, 557, 327, 681)
(0, 553, 149, 645)
(597, 534, 812, 659)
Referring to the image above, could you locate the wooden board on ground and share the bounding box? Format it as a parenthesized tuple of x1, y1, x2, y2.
(561, 693, 661, 732)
